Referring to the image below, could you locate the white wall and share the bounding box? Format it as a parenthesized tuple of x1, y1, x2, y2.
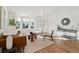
(2, 6, 79, 35)
(1, 7, 34, 35)
(48, 7, 79, 33)
(1, 7, 17, 35)
(34, 14, 49, 33)
(2, 7, 9, 30)
(0, 7, 8, 33)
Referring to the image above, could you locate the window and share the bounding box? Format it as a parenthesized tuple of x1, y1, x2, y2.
(22, 18, 29, 29)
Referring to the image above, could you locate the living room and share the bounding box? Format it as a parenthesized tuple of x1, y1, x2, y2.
(0, 6, 79, 53)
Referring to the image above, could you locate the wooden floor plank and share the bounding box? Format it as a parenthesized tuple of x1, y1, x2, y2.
(35, 38, 79, 53)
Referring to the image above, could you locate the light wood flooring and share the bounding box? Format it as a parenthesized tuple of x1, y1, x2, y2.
(35, 37, 79, 53)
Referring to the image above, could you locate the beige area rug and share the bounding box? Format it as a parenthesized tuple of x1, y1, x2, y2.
(24, 36, 54, 53)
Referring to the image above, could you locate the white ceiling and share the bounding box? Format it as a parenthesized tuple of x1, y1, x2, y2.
(6, 6, 79, 17)
(6, 6, 55, 16)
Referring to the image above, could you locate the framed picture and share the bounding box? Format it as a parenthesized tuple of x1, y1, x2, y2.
(9, 18, 16, 26)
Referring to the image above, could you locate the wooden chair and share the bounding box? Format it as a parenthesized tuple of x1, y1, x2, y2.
(43, 30, 54, 41)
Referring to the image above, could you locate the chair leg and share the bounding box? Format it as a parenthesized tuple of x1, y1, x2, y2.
(43, 36, 46, 41)
(35, 35, 37, 39)
(51, 36, 53, 41)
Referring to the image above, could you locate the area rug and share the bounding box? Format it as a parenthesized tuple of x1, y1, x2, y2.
(24, 36, 54, 53)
